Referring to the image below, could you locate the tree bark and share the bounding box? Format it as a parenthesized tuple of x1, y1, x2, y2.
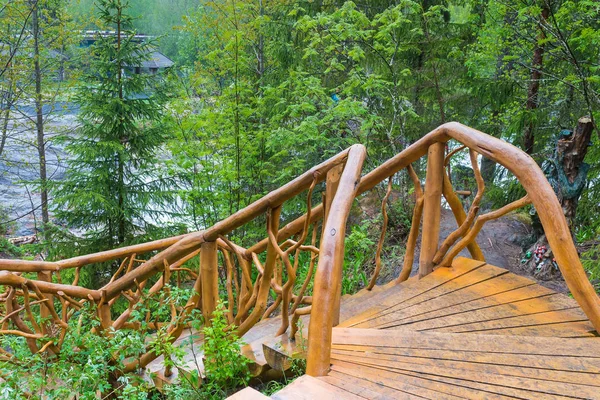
(523, 5, 549, 155)
(116, 0, 125, 245)
(32, 2, 49, 226)
(556, 117, 593, 229)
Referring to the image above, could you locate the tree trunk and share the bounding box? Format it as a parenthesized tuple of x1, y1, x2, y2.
(556, 117, 594, 230)
(116, 0, 125, 245)
(0, 90, 12, 157)
(523, 5, 549, 155)
(32, 2, 49, 226)
(524, 117, 593, 280)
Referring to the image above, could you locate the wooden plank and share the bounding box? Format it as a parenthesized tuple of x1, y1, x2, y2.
(352, 264, 517, 329)
(375, 282, 553, 329)
(339, 258, 486, 327)
(332, 361, 514, 400)
(331, 348, 600, 387)
(394, 368, 577, 400)
(430, 308, 589, 334)
(333, 358, 583, 400)
(331, 344, 600, 374)
(389, 266, 540, 313)
(473, 320, 597, 338)
(271, 375, 365, 399)
(326, 369, 467, 400)
(321, 373, 414, 400)
(331, 328, 600, 357)
(401, 294, 582, 332)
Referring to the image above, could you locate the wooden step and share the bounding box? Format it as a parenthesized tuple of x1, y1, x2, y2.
(261, 333, 306, 372)
(146, 256, 599, 397)
(326, 328, 600, 399)
(271, 375, 364, 399)
(339, 258, 596, 337)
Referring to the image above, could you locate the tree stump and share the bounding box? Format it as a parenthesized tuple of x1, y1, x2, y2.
(555, 117, 594, 229)
(524, 117, 594, 279)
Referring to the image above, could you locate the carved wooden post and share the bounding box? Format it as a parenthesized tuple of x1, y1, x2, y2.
(253, 205, 280, 314)
(419, 142, 444, 277)
(307, 144, 366, 377)
(324, 164, 344, 326)
(99, 304, 111, 330)
(201, 241, 219, 325)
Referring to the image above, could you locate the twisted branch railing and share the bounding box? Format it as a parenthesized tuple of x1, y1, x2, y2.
(1, 123, 599, 383)
(0, 144, 366, 376)
(305, 122, 600, 375)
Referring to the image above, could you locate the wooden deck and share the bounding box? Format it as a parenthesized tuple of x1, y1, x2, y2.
(257, 257, 600, 399)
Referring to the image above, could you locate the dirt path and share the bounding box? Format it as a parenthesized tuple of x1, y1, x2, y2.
(409, 208, 569, 293)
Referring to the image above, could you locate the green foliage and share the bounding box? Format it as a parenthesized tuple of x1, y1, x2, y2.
(343, 222, 374, 294)
(581, 244, 600, 293)
(0, 304, 152, 399)
(52, 0, 176, 258)
(164, 301, 250, 399)
(202, 302, 250, 394)
(0, 237, 22, 257)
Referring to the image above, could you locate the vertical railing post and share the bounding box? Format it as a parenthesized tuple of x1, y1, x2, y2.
(201, 241, 219, 325)
(324, 164, 344, 326)
(419, 142, 445, 278)
(255, 204, 280, 311)
(307, 145, 366, 377)
(98, 302, 111, 330)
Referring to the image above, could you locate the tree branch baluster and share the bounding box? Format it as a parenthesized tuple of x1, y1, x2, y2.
(367, 176, 393, 290)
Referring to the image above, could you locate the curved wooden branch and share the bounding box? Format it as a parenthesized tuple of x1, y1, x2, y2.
(434, 149, 485, 264)
(367, 176, 393, 290)
(290, 224, 319, 315)
(0, 272, 100, 301)
(444, 144, 467, 165)
(234, 206, 281, 330)
(441, 168, 485, 260)
(439, 195, 531, 267)
(396, 165, 423, 283)
(109, 256, 132, 284)
(222, 250, 235, 324)
(291, 305, 311, 339)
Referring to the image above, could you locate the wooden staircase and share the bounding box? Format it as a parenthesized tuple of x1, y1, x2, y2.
(2, 123, 600, 398)
(225, 257, 600, 399)
(145, 275, 388, 388)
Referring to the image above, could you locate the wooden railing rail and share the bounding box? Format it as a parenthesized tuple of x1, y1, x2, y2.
(0, 144, 366, 374)
(306, 122, 600, 376)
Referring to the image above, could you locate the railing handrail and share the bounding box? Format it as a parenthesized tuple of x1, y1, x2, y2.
(0, 146, 352, 275)
(306, 122, 600, 376)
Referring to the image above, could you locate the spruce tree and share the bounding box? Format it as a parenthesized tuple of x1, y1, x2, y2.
(53, 0, 172, 253)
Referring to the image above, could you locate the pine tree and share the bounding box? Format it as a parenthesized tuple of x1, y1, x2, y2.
(53, 0, 172, 253)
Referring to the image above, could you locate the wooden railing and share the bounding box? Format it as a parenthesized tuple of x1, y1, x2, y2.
(0, 144, 365, 374)
(305, 122, 600, 375)
(0, 123, 598, 381)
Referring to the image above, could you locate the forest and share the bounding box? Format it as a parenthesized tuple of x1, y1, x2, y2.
(0, 0, 599, 398)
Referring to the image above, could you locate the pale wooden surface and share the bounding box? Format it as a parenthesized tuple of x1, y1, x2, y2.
(271, 257, 599, 399)
(204, 257, 600, 399)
